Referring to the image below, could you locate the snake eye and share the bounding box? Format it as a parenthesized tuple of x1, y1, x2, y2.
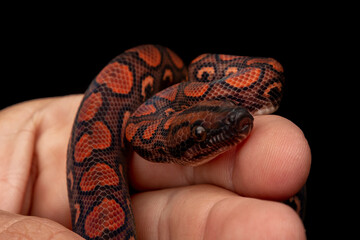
(192, 126, 207, 142)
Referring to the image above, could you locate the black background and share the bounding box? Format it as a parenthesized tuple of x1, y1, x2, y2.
(1, 7, 353, 239)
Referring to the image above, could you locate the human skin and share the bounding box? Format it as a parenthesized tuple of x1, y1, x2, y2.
(0, 95, 311, 240)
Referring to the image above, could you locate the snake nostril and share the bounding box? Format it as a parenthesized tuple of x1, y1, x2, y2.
(238, 118, 253, 134)
(228, 112, 237, 123)
(224, 111, 238, 125)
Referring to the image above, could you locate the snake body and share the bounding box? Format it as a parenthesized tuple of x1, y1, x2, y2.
(67, 45, 285, 239)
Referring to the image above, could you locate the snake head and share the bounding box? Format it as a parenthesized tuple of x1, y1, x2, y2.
(166, 100, 253, 166)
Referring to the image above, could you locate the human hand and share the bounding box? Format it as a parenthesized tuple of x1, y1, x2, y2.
(0, 95, 310, 239)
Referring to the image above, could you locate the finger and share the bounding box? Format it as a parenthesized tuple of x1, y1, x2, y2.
(0, 210, 83, 240)
(29, 95, 81, 228)
(130, 115, 311, 200)
(132, 184, 306, 240)
(0, 99, 45, 213)
(0, 95, 82, 228)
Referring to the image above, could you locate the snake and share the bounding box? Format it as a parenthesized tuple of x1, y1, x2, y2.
(66, 45, 301, 240)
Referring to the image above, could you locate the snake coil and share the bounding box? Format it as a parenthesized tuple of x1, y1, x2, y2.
(67, 45, 294, 240)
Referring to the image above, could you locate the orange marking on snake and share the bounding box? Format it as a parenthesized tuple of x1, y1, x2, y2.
(80, 163, 119, 191)
(126, 45, 161, 67)
(74, 203, 80, 225)
(197, 66, 215, 80)
(247, 58, 284, 72)
(157, 85, 178, 101)
(219, 54, 239, 61)
(225, 67, 239, 77)
(78, 92, 102, 122)
(167, 48, 184, 69)
(264, 82, 282, 97)
(85, 198, 125, 238)
(225, 68, 261, 88)
(134, 104, 156, 117)
(163, 69, 174, 83)
(74, 134, 92, 163)
(143, 121, 160, 140)
(74, 121, 111, 163)
(92, 121, 112, 149)
(125, 123, 140, 142)
(164, 115, 176, 130)
(67, 171, 74, 190)
(96, 62, 133, 94)
(190, 53, 207, 64)
(184, 82, 209, 97)
(141, 75, 154, 99)
(164, 108, 175, 116)
(121, 111, 131, 148)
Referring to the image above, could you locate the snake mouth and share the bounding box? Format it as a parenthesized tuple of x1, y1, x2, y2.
(183, 107, 253, 166)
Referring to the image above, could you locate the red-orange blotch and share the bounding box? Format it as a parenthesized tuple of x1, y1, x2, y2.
(225, 68, 261, 88)
(78, 92, 103, 122)
(184, 82, 209, 97)
(84, 198, 125, 238)
(247, 58, 284, 72)
(74, 121, 111, 163)
(96, 62, 134, 94)
(80, 163, 119, 191)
